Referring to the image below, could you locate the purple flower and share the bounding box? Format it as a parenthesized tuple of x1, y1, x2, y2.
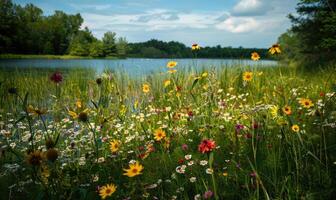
(50, 72, 63, 83)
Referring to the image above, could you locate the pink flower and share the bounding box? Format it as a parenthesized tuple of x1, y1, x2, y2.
(50, 72, 63, 83)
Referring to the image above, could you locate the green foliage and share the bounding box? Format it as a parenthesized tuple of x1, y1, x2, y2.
(89, 41, 104, 57)
(284, 0, 336, 67)
(129, 39, 270, 59)
(102, 31, 117, 56)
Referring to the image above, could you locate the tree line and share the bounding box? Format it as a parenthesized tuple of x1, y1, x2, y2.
(0, 0, 128, 57)
(0, 0, 270, 59)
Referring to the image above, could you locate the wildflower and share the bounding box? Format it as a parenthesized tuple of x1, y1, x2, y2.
(164, 80, 171, 87)
(299, 98, 314, 108)
(251, 52, 260, 61)
(243, 72, 253, 81)
(50, 72, 63, 83)
(198, 139, 216, 154)
(189, 177, 197, 182)
(181, 144, 188, 151)
(154, 128, 166, 141)
(168, 69, 177, 74)
(200, 160, 208, 166)
(26, 150, 44, 166)
(282, 105, 292, 115)
(192, 44, 201, 51)
(110, 140, 120, 153)
(99, 183, 117, 199)
(269, 44, 281, 55)
(185, 154, 192, 160)
(143, 84, 150, 93)
(46, 148, 58, 162)
(291, 124, 300, 133)
(206, 168, 214, 174)
(270, 105, 279, 118)
(167, 61, 177, 68)
(194, 194, 201, 200)
(176, 165, 187, 174)
(203, 190, 213, 199)
(202, 72, 208, 78)
(223, 172, 228, 176)
(123, 161, 144, 177)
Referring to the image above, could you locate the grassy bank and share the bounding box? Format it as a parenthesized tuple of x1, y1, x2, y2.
(0, 64, 335, 199)
(0, 54, 121, 59)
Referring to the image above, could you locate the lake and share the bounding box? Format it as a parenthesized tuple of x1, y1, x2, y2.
(0, 58, 277, 76)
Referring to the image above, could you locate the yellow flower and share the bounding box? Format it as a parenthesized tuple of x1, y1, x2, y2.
(123, 161, 144, 177)
(251, 52, 260, 61)
(299, 98, 314, 108)
(167, 61, 177, 68)
(110, 140, 120, 153)
(202, 72, 208, 78)
(223, 172, 228, 177)
(291, 124, 300, 133)
(270, 105, 279, 118)
(68, 110, 78, 119)
(164, 80, 171, 87)
(192, 43, 201, 50)
(282, 105, 292, 115)
(99, 184, 117, 199)
(168, 69, 177, 74)
(269, 44, 281, 55)
(142, 84, 150, 93)
(154, 128, 166, 141)
(243, 72, 253, 81)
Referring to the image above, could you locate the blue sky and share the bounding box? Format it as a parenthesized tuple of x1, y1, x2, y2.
(13, 0, 298, 48)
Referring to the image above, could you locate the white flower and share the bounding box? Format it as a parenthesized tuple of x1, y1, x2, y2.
(129, 159, 136, 164)
(185, 154, 192, 160)
(97, 157, 105, 163)
(206, 168, 214, 174)
(78, 157, 86, 166)
(176, 165, 187, 174)
(194, 194, 201, 200)
(10, 142, 16, 148)
(189, 177, 196, 183)
(187, 161, 194, 166)
(199, 160, 208, 166)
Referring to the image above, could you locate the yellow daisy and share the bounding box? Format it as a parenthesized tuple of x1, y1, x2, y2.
(154, 128, 166, 141)
(269, 44, 281, 55)
(142, 84, 150, 93)
(99, 184, 117, 199)
(251, 52, 260, 61)
(109, 140, 120, 153)
(243, 71, 253, 81)
(299, 98, 314, 108)
(164, 80, 171, 87)
(291, 124, 300, 133)
(192, 43, 201, 50)
(167, 61, 177, 68)
(123, 161, 144, 177)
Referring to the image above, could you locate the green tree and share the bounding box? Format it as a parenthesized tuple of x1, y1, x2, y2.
(116, 37, 128, 57)
(89, 41, 104, 57)
(69, 27, 96, 56)
(288, 0, 336, 65)
(102, 31, 117, 56)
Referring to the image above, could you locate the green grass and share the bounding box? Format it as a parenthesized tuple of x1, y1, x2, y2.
(0, 64, 335, 199)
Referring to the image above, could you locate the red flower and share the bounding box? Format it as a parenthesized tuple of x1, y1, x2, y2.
(50, 72, 63, 83)
(198, 139, 216, 154)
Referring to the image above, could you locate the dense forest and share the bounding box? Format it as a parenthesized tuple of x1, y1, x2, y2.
(0, 0, 270, 59)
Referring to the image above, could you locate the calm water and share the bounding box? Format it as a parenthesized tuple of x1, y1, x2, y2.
(0, 58, 277, 76)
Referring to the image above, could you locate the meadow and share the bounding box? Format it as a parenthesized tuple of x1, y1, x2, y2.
(0, 58, 336, 199)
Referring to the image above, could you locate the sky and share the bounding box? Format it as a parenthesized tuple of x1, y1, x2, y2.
(13, 0, 299, 48)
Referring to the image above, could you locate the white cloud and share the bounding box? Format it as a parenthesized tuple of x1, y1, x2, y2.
(232, 0, 271, 16)
(215, 17, 260, 33)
